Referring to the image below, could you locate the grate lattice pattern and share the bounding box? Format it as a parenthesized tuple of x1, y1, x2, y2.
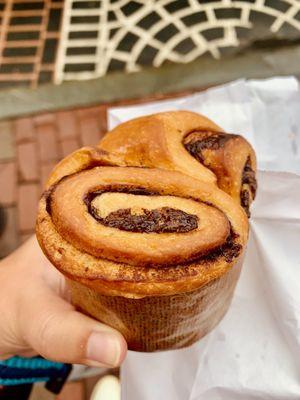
(54, 0, 300, 83)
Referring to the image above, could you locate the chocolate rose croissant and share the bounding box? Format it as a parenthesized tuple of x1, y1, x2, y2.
(100, 111, 257, 216)
(36, 146, 248, 351)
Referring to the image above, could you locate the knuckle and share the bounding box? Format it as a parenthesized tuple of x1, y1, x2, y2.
(34, 312, 60, 359)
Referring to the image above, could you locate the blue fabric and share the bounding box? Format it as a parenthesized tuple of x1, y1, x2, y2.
(0, 356, 68, 386)
(0, 377, 46, 386)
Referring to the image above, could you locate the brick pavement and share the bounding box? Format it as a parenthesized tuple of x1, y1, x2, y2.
(0, 104, 108, 258)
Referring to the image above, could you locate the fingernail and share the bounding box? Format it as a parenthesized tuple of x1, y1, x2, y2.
(86, 331, 121, 367)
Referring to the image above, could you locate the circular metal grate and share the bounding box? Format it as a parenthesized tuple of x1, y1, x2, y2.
(54, 0, 300, 83)
(0, 0, 299, 87)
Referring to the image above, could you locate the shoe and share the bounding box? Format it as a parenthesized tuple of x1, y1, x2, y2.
(90, 375, 120, 400)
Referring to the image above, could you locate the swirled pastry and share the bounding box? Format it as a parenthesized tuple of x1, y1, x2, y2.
(100, 111, 257, 216)
(36, 146, 248, 351)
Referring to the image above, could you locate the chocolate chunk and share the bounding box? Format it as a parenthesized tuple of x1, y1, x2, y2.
(44, 187, 54, 215)
(183, 131, 235, 163)
(240, 157, 257, 217)
(240, 189, 250, 218)
(200, 229, 242, 263)
(184, 132, 257, 218)
(90, 207, 199, 233)
(242, 157, 257, 198)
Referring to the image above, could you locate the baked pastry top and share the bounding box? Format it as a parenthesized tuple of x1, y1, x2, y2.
(36, 110, 255, 352)
(36, 146, 248, 299)
(100, 111, 257, 216)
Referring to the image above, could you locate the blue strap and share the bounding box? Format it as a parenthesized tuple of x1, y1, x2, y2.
(0, 356, 70, 386)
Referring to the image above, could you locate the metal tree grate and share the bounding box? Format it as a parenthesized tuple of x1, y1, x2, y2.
(0, 0, 300, 88)
(0, 0, 63, 88)
(54, 0, 300, 84)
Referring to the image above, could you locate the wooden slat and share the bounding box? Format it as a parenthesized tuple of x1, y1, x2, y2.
(0, 0, 13, 63)
(4, 40, 40, 47)
(0, 0, 62, 88)
(9, 10, 44, 17)
(0, 72, 34, 80)
(1, 56, 38, 63)
(32, 0, 50, 88)
(11, 0, 44, 2)
(7, 25, 42, 32)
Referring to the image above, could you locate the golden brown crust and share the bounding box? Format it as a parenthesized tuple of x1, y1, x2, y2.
(99, 111, 257, 214)
(100, 111, 218, 182)
(36, 111, 256, 351)
(45, 147, 126, 189)
(36, 147, 248, 299)
(50, 168, 231, 266)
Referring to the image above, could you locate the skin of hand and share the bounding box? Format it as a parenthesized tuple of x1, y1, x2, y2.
(0, 236, 127, 368)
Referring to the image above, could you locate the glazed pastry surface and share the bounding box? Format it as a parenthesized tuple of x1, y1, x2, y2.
(36, 147, 248, 299)
(36, 111, 254, 351)
(100, 111, 257, 216)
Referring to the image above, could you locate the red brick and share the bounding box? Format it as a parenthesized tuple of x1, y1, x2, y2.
(41, 161, 56, 188)
(0, 125, 15, 160)
(36, 123, 60, 161)
(98, 105, 108, 140)
(87, 105, 102, 113)
(17, 142, 38, 181)
(0, 162, 16, 205)
(76, 106, 101, 118)
(57, 110, 79, 139)
(0, 207, 19, 258)
(18, 183, 39, 231)
(78, 114, 101, 146)
(34, 113, 55, 125)
(56, 381, 84, 400)
(15, 117, 35, 143)
(61, 138, 79, 157)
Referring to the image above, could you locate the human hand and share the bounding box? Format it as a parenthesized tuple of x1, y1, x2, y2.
(0, 236, 127, 367)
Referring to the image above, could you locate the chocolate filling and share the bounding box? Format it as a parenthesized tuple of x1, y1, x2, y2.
(90, 207, 198, 233)
(84, 185, 198, 233)
(240, 157, 257, 217)
(183, 131, 236, 163)
(241, 157, 257, 197)
(46, 182, 242, 264)
(199, 229, 242, 264)
(183, 132, 257, 218)
(44, 188, 54, 215)
(240, 190, 250, 217)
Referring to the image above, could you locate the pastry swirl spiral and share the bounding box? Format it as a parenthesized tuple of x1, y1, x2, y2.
(100, 111, 257, 216)
(36, 111, 253, 351)
(37, 147, 247, 298)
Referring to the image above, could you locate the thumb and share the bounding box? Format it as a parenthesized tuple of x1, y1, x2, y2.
(19, 289, 127, 367)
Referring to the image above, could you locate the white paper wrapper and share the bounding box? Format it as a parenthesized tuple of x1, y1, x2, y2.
(108, 77, 300, 400)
